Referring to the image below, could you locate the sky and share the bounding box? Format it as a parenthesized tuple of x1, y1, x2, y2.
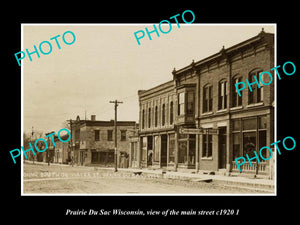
(22, 24, 275, 134)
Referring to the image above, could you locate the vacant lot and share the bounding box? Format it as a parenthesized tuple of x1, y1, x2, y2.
(23, 163, 269, 194)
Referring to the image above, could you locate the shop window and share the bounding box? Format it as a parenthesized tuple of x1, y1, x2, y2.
(154, 136, 159, 162)
(259, 116, 267, 129)
(232, 119, 241, 131)
(178, 141, 187, 163)
(141, 137, 147, 161)
(233, 133, 241, 160)
(243, 118, 257, 130)
(259, 130, 267, 159)
(91, 151, 99, 163)
(202, 130, 212, 157)
(168, 134, 175, 163)
(189, 135, 196, 164)
(243, 132, 256, 158)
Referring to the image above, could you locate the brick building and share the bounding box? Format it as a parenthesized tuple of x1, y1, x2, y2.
(134, 29, 274, 177)
(71, 115, 137, 167)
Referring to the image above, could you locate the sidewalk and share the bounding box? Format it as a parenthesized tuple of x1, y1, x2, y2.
(94, 166, 275, 191)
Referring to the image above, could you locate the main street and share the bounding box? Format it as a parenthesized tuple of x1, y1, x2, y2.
(23, 163, 272, 194)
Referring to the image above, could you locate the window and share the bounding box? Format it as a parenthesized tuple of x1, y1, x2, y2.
(148, 108, 151, 128)
(178, 141, 187, 163)
(170, 102, 174, 125)
(154, 136, 159, 162)
(155, 106, 158, 127)
(107, 130, 113, 141)
(178, 92, 185, 115)
(233, 133, 241, 160)
(168, 134, 175, 163)
(218, 80, 227, 110)
(94, 130, 100, 141)
(141, 137, 147, 161)
(232, 116, 268, 162)
(120, 130, 126, 141)
(232, 76, 243, 107)
(187, 92, 195, 114)
(248, 70, 263, 104)
(203, 85, 213, 113)
(202, 130, 212, 157)
(243, 118, 256, 130)
(162, 104, 166, 126)
(142, 109, 145, 129)
(188, 135, 196, 164)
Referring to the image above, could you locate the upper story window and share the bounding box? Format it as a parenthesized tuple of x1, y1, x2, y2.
(142, 109, 145, 129)
(94, 130, 100, 141)
(248, 70, 263, 104)
(155, 106, 158, 127)
(170, 101, 174, 125)
(232, 76, 243, 107)
(218, 80, 227, 110)
(178, 92, 185, 116)
(107, 130, 113, 141)
(121, 130, 126, 141)
(203, 85, 213, 113)
(162, 104, 166, 126)
(148, 108, 151, 128)
(187, 92, 195, 115)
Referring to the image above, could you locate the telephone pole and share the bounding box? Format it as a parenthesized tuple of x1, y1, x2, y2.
(32, 126, 34, 164)
(109, 100, 123, 172)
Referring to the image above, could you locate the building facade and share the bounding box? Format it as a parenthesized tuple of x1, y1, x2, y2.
(135, 30, 274, 177)
(71, 115, 137, 167)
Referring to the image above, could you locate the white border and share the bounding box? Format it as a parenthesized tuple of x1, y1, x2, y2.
(21, 23, 277, 196)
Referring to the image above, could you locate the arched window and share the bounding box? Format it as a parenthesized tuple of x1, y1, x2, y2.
(170, 101, 174, 125)
(162, 104, 166, 126)
(203, 84, 213, 113)
(218, 79, 227, 110)
(155, 106, 158, 127)
(232, 75, 242, 107)
(248, 69, 263, 104)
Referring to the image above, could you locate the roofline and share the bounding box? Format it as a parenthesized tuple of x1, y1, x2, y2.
(174, 31, 274, 75)
(138, 80, 174, 97)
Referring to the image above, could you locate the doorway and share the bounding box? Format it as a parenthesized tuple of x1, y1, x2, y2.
(218, 127, 227, 169)
(161, 135, 167, 167)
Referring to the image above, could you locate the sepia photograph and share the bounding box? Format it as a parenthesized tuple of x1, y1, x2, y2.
(21, 24, 276, 195)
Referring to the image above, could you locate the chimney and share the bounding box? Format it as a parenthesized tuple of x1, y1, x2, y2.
(91, 115, 96, 121)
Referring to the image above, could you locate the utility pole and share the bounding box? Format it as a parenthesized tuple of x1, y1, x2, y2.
(67, 119, 73, 166)
(109, 100, 123, 172)
(32, 126, 34, 164)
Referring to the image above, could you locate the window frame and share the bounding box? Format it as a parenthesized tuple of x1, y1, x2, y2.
(218, 79, 227, 110)
(248, 70, 263, 104)
(203, 84, 213, 113)
(232, 76, 243, 108)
